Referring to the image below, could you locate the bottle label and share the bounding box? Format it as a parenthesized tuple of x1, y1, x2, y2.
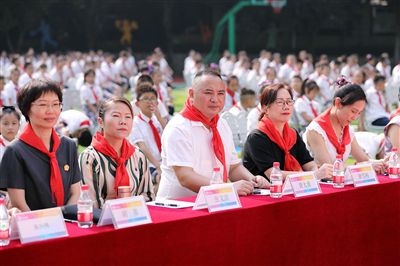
(0, 221, 9, 240)
(77, 212, 93, 223)
(270, 185, 282, 193)
(387, 167, 400, 175)
(333, 175, 344, 183)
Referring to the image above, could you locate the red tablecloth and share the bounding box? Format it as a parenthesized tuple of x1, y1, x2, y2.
(1, 176, 399, 266)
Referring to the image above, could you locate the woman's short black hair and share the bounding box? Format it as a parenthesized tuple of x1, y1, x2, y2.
(17, 79, 63, 122)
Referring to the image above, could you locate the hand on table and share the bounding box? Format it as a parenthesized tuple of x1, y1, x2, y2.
(251, 175, 270, 189)
(315, 163, 333, 180)
(233, 180, 254, 196)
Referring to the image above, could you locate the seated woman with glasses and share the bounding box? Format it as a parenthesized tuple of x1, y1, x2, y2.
(243, 83, 332, 181)
(303, 78, 385, 173)
(0, 79, 81, 211)
(79, 97, 154, 208)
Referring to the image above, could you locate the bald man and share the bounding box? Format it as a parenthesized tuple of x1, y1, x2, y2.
(157, 70, 269, 199)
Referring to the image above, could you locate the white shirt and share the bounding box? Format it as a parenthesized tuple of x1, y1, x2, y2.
(294, 96, 321, 127)
(392, 64, 400, 84)
(80, 83, 103, 105)
(303, 121, 355, 164)
(316, 74, 332, 103)
(49, 68, 65, 84)
(59, 110, 92, 134)
(247, 104, 261, 133)
(365, 87, 390, 124)
(3, 81, 19, 106)
(0, 135, 11, 163)
(18, 73, 32, 88)
(129, 112, 163, 168)
(32, 71, 50, 80)
(229, 102, 250, 117)
(246, 69, 261, 93)
(340, 64, 359, 79)
(157, 114, 240, 199)
(277, 64, 296, 84)
(224, 90, 240, 111)
(354, 131, 384, 159)
(376, 62, 391, 79)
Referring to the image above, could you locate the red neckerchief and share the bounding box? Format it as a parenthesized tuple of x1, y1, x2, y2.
(226, 88, 236, 106)
(314, 107, 351, 156)
(257, 116, 302, 171)
(181, 98, 228, 182)
(91, 132, 135, 191)
(19, 123, 64, 206)
(138, 113, 161, 153)
(303, 96, 318, 118)
(89, 85, 99, 102)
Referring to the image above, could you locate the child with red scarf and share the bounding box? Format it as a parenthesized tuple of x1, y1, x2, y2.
(224, 75, 240, 111)
(303, 80, 385, 173)
(157, 70, 269, 199)
(0, 80, 81, 211)
(243, 83, 332, 181)
(79, 97, 154, 208)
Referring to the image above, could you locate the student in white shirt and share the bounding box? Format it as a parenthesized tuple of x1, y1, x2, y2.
(0, 106, 21, 162)
(365, 75, 390, 127)
(246, 59, 262, 93)
(316, 63, 332, 106)
(18, 62, 34, 88)
(278, 54, 297, 84)
(129, 85, 163, 189)
(157, 70, 269, 199)
(32, 63, 50, 80)
(229, 88, 256, 117)
(3, 67, 20, 106)
(224, 75, 240, 110)
(289, 75, 302, 100)
(294, 79, 321, 128)
(132, 74, 168, 129)
(80, 69, 103, 125)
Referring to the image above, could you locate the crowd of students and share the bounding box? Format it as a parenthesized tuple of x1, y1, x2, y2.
(0, 47, 399, 213)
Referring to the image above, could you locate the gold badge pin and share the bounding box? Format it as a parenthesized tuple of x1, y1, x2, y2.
(64, 164, 70, 172)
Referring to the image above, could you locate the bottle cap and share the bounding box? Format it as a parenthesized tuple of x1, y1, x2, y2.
(81, 185, 89, 191)
(392, 148, 398, 152)
(273, 162, 280, 167)
(336, 155, 343, 159)
(213, 167, 220, 172)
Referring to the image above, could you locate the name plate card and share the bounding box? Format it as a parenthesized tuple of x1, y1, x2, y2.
(287, 172, 322, 197)
(98, 196, 152, 229)
(15, 207, 68, 244)
(346, 163, 379, 187)
(193, 183, 241, 212)
(282, 177, 294, 195)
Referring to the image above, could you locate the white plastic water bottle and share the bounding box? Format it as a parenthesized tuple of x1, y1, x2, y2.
(77, 185, 93, 228)
(0, 197, 10, 246)
(333, 155, 345, 188)
(270, 162, 283, 198)
(210, 167, 223, 185)
(388, 148, 400, 179)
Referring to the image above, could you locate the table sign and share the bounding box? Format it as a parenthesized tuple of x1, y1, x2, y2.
(98, 196, 152, 229)
(346, 163, 379, 187)
(282, 177, 294, 195)
(287, 172, 322, 197)
(344, 168, 354, 185)
(204, 183, 241, 212)
(193, 184, 241, 212)
(10, 216, 19, 240)
(15, 207, 68, 244)
(193, 187, 208, 210)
